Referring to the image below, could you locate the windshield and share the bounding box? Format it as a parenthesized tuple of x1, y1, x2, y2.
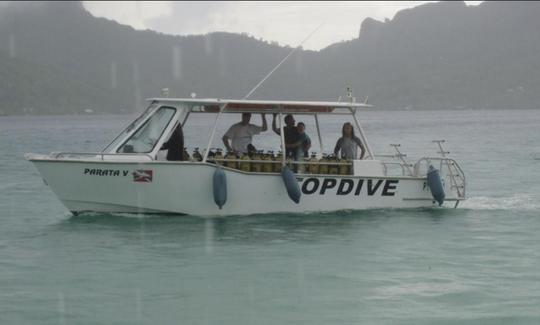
(117, 106, 176, 153)
(102, 103, 158, 153)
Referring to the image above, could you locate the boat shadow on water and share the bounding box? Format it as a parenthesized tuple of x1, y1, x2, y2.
(64, 206, 463, 222)
(51, 208, 467, 246)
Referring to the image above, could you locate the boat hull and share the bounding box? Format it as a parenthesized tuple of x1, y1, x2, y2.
(28, 158, 458, 216)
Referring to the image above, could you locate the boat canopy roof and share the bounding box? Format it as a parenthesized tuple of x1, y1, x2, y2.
(147, 98, 372, 114)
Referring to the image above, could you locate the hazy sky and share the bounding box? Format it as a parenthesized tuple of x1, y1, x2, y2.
(84, 1, 482, 51)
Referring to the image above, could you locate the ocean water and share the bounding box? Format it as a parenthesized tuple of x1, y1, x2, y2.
(1, 109, 539, 324)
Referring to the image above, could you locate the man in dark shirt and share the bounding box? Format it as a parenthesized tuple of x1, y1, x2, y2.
(161, 124, 184, 161)
(272, 113, 299, 159)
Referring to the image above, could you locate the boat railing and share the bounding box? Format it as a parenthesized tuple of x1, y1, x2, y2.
(209, 158, 352, 166)
(378, 160, 413, 177)
(414, 157, 466, 198)
(52, 152, 154, 162)
(376, 143, 415, 177)
(207, 157, 354, 175)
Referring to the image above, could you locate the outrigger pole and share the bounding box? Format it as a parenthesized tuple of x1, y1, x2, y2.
(241, 24, 324, 160)
(242, 23, 324, 100)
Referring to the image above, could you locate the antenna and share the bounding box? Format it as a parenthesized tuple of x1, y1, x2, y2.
(346, 86, 355, 103)
(243, 23, 324, 100)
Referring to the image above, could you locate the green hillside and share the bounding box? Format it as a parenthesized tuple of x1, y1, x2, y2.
(0, 1, 539, 114)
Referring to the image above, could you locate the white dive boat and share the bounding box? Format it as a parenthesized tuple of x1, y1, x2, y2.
(26, 98, 466, 216)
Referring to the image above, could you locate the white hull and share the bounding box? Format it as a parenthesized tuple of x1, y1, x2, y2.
(28, 157, 461, 216)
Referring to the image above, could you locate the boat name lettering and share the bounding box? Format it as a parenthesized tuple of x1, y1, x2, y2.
(300, 178, 398, 196)
(83, 168, 129, 177)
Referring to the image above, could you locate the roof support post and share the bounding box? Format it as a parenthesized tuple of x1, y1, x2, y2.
(279, 110, 286, 167)
(351, 108, 374, 159)
(202, 104, 225, 163)
(314, 113, 324, 155)
(181, 110, 191, 127)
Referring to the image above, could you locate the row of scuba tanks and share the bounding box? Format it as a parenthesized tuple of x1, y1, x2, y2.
(183, 147, 351, 175)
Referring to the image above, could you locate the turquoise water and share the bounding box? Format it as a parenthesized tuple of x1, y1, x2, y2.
(1, 109, 540, 324)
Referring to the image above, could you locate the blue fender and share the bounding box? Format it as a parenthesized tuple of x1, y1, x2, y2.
(427, 165, 445, 206)
(281, 166, 301, 204)
(213, 167, 227, 209)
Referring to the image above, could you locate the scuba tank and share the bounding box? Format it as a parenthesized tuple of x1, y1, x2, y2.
(251, 150, 262, 173)
(262, 151, 274, 173)
(192, 147, 203, 162)
(338, 157, 350, 175)
(319, 154, 329, 175)
(308, 152, 319, 174)
(214, 148, 223, 165)
(183, 147, 191, 161)
(328, 154, 339, 175)
(239, 153, 251, 172)
(207, 148, 216, 164)
(224, 150, 237, 169)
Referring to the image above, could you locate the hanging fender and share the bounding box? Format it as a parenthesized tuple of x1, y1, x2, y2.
(427, 165, 445, 206)
(213, 167, 227, 209)
(281, 166, 301, 204)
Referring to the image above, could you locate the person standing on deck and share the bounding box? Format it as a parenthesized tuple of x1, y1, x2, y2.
(295, 122, 311, 158)
(284, 122, 311, 159)
(161, 124, 184, 161)
(334, 122, 365, 160)
(272, 113, 300, 159)
(222, 113, 267, 154)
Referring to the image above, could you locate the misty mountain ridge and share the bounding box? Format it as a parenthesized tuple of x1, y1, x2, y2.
(0, 1, 539, 115)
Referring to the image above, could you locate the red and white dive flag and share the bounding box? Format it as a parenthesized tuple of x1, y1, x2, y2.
(133, 170, 153, 183)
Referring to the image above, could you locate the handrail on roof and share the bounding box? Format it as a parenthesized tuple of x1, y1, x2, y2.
(147, 97, 372, 114)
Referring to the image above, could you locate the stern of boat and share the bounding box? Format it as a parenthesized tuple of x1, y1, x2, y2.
(377, 140, 466, 207)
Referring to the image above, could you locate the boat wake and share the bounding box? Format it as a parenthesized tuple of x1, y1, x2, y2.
(460, 194, 540, 211)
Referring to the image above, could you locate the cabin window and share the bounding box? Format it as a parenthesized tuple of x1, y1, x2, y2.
(103, 103, 158, 152)
(118, 106, 176, 153)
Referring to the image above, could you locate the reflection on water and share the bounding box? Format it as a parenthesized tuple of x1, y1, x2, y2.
(51, 208, 466, 256)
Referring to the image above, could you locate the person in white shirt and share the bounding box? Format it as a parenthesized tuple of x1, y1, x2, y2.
(222, 113, 267, 154)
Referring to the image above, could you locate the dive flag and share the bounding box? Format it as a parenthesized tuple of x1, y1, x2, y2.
(133, 170, 153, 183)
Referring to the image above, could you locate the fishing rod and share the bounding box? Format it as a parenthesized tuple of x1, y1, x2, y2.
(243, 23, 324, 100)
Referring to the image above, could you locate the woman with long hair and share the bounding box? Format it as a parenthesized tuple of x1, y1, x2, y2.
(333, 122, 365, 160)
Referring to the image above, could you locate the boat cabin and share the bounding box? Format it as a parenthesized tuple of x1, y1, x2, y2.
(101, 98, 386, 177)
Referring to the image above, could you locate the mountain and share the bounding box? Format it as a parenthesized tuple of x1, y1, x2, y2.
(0, 1, 539, 114)
(315, 1, 540, 110)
